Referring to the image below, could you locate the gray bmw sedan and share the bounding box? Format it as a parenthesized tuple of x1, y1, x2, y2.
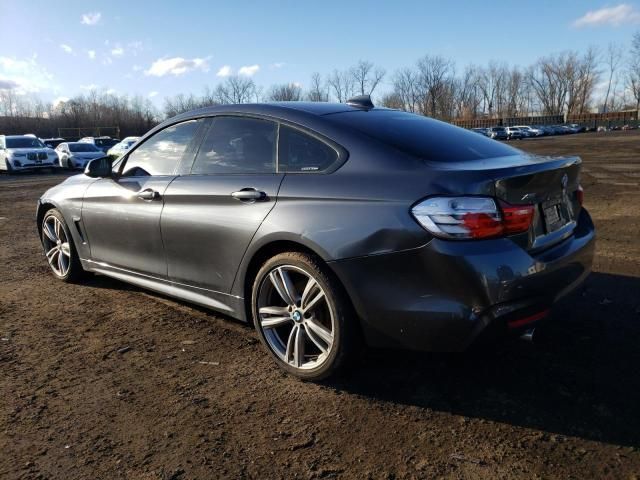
(36, 96, 595, 380)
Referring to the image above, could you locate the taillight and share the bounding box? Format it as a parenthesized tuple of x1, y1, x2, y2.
(576, 185, 584, 206)
(500, 201, 535, 235)
(411, 196, 534, 240)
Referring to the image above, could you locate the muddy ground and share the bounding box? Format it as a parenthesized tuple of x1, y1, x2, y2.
(1, 131, 639, 479)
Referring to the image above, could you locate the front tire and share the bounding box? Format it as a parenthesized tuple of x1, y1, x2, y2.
(252, 252, 357, 381)
(41, 209, 86, 282)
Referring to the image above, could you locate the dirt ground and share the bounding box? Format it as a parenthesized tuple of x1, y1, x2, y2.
(1, 131, 639, 479)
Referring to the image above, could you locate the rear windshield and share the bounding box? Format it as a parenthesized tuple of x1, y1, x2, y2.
(330, 110, 518, 162)
(6, 137, 45, 149)
(69, 143, 101, 152)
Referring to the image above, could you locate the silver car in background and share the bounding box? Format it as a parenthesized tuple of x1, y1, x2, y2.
(55, 142, 106, 170)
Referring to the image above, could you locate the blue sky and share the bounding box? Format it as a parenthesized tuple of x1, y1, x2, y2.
(1, 0, 640, 107)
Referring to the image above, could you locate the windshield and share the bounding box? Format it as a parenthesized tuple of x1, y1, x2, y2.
(95, 138, 119, 147)
(6, 137, 46, 149)
(330, 110, 518, 162)
(69, 143, 101, 152)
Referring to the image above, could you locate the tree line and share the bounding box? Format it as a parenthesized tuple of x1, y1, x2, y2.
(2, 34, 640, 137)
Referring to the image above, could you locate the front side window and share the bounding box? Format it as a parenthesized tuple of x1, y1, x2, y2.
(191, 117, 276, 175)
(278, 125, 339, 173)
(122, 119, 201, 177)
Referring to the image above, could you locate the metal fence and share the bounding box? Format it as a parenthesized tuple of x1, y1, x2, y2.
(57, 126, 120, 141)
(452, 110, 640, 129)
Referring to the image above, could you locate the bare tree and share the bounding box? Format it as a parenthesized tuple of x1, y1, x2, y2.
(327, 69, 355, 102)
(380, 92, 405, 109)
(214, 76, 257, 104)
(477, 62, 510, 117)
(603, 42, 624, 112)
(350, 60, 386, 96)
(415, 55, 456, 118)
(453, 65, 482, 119)
(268, 83, 303, 101)
(390, 68, 420, 112)
(307, 72, 329, 102)
(627, 32, 640, 110)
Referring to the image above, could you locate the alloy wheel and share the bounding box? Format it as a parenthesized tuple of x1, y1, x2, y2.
(42, 215, 71, 277)
(257, 265, 335, 370)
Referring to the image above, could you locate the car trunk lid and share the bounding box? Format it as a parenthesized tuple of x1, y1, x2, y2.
(429, 153, 583, 251)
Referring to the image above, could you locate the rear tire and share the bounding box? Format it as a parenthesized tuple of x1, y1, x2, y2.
(251, 252, 358, 381)
(41, 209, 87, 282)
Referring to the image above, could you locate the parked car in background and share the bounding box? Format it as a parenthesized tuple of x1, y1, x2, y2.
(79, 136, 120, 153)
(568, 124, 586, 133)
(513, 125, 543, 137)
(35, 98, 595, 380)
(487, 126, 508, 140)
(471, 128, 489, 136)
(0, 135, 58, 172)
(55, 142, 106, 170)
(550, 125, 567, 135)
(43, 138, 66, 149)
(107, 136, 140, 158)
(505, 126, 523, 140)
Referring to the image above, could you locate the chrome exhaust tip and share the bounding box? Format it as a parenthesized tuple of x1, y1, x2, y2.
(520, 328, 536, 342)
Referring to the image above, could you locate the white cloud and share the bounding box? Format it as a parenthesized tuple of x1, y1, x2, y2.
(0, 56, 54, 94)
(81, 12, 101, 26)
(60, 44, 73, 54)
(573, 4, 640, 27)
(217, 65, 232, 77)
(52, 96, 69, 108)
(111, 46, 124, 57)
(238, 64, 260, 77)
(127, 41, 144, 56)
(148, 91, 159, 98)
(144, 56, 209, 77)
(87, 50, 96, 60)
(0, 78, 20, 90)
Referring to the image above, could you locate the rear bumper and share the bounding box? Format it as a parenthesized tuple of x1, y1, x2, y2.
(329, 208, 595, 352)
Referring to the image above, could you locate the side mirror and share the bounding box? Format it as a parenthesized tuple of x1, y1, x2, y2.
(84, 156, 114, 178)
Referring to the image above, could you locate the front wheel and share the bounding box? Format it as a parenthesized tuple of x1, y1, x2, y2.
(41, 209, 86, 282)
(252, 252, 357, 381)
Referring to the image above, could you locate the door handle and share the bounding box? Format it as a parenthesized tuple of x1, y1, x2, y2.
(231, 188, 266, 201)
(137, 189, 160, 201)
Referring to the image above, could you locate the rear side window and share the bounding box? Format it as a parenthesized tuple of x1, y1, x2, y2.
(122, 119, 202, 177)
(330, 110, 519, 162)
(278, 125, 339, 173)
(191, 117, 276, 174)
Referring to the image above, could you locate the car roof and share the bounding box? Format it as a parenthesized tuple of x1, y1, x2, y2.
(173, 102, 368, 121)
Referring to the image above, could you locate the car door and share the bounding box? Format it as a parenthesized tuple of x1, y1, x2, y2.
(81, 119, 204, 278)
(161, 116, 284, 298)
